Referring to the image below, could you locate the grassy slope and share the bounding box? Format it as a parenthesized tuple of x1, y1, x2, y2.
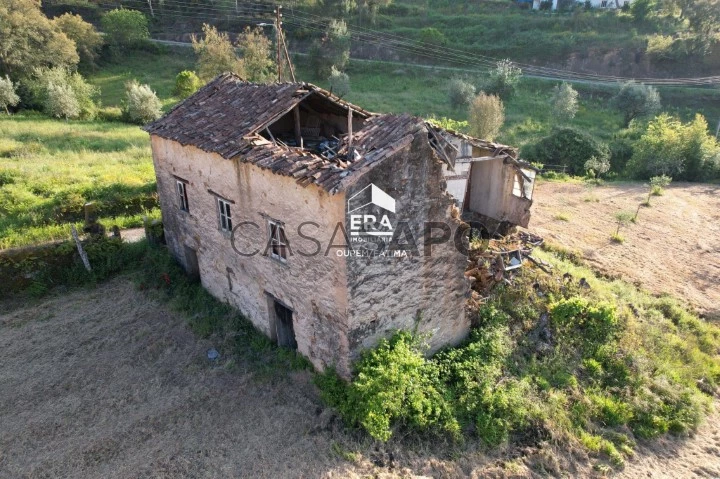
(0, 114, 158, 249)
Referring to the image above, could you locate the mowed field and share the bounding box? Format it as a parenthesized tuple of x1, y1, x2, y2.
(529, 181, 720, 320)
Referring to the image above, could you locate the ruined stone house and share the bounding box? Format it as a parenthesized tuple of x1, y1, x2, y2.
(144, 73, 536, 375)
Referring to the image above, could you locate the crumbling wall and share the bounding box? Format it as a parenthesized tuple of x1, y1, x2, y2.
(150, 136, 352, 375)
(466, 159, 532, 228)
(344, 130, 471, 359)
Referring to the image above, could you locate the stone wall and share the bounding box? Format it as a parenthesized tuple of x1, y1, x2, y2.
(343, 129, 471, 358)
(150, 137, 352, 375)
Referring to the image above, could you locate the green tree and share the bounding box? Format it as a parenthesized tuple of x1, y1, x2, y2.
(551, 82, 579, 122)
(309, 19, 350, 78)
(24, 67, 98, 119)
(174, 71, 202, 99)
(0, 76, 20, 114)
(448, 78, 475, 109)
(53, 13, 103, 70)
(630, 0, 656, 22)
(0, 0, 79, 78)
(236, 27, 276, 83)
(468, 92, 505, 141)
(192, 24, 241, 81)
(328, 66, 350, 98)
(101, 9, 149, 52)
(324, 0, 357, 16)
(483, 59, 522, 100)
(612, 81, 661, 127)
(123, 80, 162, 124)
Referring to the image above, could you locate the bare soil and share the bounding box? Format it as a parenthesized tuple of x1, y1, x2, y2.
(529, 182, 720, 321)
(1, 278, 719, 477)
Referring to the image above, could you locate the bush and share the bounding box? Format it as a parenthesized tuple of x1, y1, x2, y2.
(584, 156, 610, 178)
(523, 128, 610, 176)
(419, 27, 447, 47)
(123, 80, 162, 124)
(53, 13, 103, 70)
(483, 59, 522, 99)
(551, 82, 579, 123)
(174, 70, 202, 99)
(612, 81, 661, 127)
(626, 114, 720, 180)
(550, 297, 620, 348)
(447, 78, 475, 109)
(24, 67, 98, 119)
(0, 76, 20, 114)
(468, 92, 505, 141)
(101, 9, 149, 51)
(327, 66, 350, 98)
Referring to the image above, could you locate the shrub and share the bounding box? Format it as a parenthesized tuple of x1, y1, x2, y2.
(551, 82, 579, 122)
(584, 156, 610, 178)
(427, 116, 469, 132)
(53, 13, 103, 70)
(627, 114, 720, 180)
(192, 24, 241, 81)
(447, 78, 475, 109)
(419, 27, 447, 47)
(0, 76, 20, 114)
(550, 297, 620, 348)
(483, 59, 522, 99)
(101, 9, 149, 51)
(24, 67, 98, 119)
(327, 66, 350, 98)
(612, 81, 661, 127)
(174, 71, 202, 99)
(523, 128, 610, 176)
(123, 80, 162, 124)
(468, 92, 505, 141)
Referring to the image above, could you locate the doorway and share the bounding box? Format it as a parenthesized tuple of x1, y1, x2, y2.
(183, 245, 200, 281)
(271, 298, 297, 349)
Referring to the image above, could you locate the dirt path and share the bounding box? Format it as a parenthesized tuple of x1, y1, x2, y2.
(1, 278, 718, 478)
(529, 182, 720, 320)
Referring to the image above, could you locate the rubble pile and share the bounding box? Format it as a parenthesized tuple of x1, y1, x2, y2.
(465, 231, 549, 301)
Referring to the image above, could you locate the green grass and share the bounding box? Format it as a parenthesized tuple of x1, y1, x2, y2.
(0, 113, 158, 249)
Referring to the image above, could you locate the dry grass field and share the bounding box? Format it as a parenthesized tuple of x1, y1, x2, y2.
(529, 181, 720, 321)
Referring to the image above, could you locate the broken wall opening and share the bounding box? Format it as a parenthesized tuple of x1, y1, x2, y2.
(259, 92, 366, 159)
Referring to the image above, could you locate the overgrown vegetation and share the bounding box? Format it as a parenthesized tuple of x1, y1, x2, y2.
(317, 247, 720, 468)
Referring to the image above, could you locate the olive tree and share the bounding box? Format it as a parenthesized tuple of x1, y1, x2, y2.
(551, 82, 579, 122)
(328, 66, 350, 98)
(0, 76, 20, 114)
(612, 81, 661, 127)
(192, 24, 241, 81)
(123, 80, 162, 124)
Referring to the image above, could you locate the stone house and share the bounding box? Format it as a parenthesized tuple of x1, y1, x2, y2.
(144, 73, 536, 376)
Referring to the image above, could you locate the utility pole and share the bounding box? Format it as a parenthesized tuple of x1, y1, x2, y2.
(716, 118, 720, 140)
(276, 6, 283, 82)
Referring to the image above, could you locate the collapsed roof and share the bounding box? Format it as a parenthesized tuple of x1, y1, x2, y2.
(144, 73, 520, 194)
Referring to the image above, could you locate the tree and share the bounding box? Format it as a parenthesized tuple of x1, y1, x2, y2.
(419, 27, 447, 47)
(328, 67, 350, 98)
(551, 82, 579, 122)
(46, 82, 80, 120)
(612, 211, 634, 242)
(0, 0, 78, 79)
(236, 27, 276, 83)
(627, 114, 720, 180)
(309, 19, 350, 78)
(612, 81, 661, 127)
(584, 156, 610, 178)
(483, 59, 522, 100)
(53, 13, 103, 70)
(123, 80, 162, 124)
(630, 0, 656, 22)
(448, 78, 475, 109)
(468, 93, 505, 141)
(0, 76, 20, 114)
(523, 128, 611, 175)
(174, 71, 202, 99)
(192, 24, 241, 81)
(101, 9, 149, 52)
(24, 67, 98, 119)
(645, 175, 672, 205)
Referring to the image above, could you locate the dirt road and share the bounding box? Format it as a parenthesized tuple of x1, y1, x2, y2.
(529, 182, 720, 320)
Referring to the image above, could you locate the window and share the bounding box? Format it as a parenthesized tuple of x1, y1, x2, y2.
(601, 0, 607, 6)
(512, 168, 536, 200)
(176, 180, 189, 212)
(217, 198, 232, 232)
(268, 220, 288, 262)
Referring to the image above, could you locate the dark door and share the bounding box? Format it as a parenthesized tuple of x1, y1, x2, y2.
(274, 301, 297, 349)
(183, 245, 200, 281)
